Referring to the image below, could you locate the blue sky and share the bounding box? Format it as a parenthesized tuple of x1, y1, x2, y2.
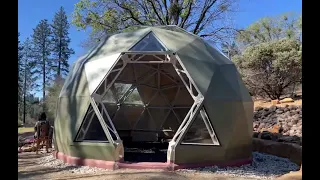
(18, 0, 301, 97)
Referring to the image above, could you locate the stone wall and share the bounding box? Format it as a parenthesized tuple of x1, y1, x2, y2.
(253, 104, 302, 137)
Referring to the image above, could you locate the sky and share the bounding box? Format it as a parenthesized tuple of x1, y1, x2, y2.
(18, 0, 302, 97)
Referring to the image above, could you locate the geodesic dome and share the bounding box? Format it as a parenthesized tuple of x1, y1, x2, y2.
(54, 26, 253, 168)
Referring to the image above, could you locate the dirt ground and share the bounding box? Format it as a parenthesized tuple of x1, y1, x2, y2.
(18, 152, 262, 180)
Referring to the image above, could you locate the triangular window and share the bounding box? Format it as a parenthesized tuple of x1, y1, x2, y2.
(129, 32, 167, 51)
(181, 108, 220, 145)
(123, 88, 144, 105)
(75, 105, 117, 142)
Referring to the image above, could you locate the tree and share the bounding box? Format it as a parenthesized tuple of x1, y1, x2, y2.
(32, 19, 53, 106)
(18, 33, 24, 116)
(236, 13, 301, 48)
(221, 41, 240, 59)
(20, 38, 38, 123)
(52, 6, 75, 77)
(233, 38, 302, 100)
(44, 76, 65, 123)
(72, 0, 239, 48)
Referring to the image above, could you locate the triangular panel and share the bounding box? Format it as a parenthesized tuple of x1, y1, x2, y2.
(113, 83, 132, 101)
(137, 86, 158, 104)
(161, 110, 181, 132)
(161, 87, 179, 105)
(134, 109, 157, 131)
(173, 88, 193, 107)
(116, 64, 136, 83)
(75, 105, 117, 142)
(160, 73, 176, 87)
(122, 105, 144, 128)
(149, 91, 169, 106)
(123, 88, 144, 105)
(102, 90, 117, 104)
(148, 108, 171, 129)
(84, 53, 121, 95)
(112, 107, 132, 130)
(181, 108, 220, 145)
(172, 108, 189, 122)
(129, 32, 167, 51)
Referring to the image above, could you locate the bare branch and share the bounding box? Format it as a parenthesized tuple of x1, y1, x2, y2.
(147, 0, 166, 25)
(193, 0, 217, 34)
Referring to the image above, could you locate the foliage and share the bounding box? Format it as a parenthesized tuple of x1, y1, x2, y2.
(32, 19, 54, 102)
(236, 13, 301, 48)
(44, 76, 65, 122)
(221, 41, 240, 59)
(18, 33, 24, 113)
(51, 7, 75, 77)
(72, 0, 239, 48)
(19, 38, 39, 122)
(22, 38, 38, 92)
(233, 38, 302, 99)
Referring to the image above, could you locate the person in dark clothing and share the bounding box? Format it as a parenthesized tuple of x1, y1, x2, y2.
(34, 112, 49, 138)
(33, 112, 53, 153)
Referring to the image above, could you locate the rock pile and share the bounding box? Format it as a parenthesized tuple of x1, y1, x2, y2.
(253, 105, 302, 137)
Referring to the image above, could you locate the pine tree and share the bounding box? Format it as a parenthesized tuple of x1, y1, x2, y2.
(18, 32, 24, 116)
(32, 19, 53, 106)
(52, 6, 74, 77)
(20, 38, 38, 123)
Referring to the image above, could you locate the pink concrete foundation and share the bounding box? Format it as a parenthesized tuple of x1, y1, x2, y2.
(53, 151, 252, 171)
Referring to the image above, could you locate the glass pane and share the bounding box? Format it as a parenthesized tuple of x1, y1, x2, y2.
(148, 108, 170, 129)
(173, 108, 190, 122)
(124, 88, 144, 105)
(116, 64, 136, 83)
(113, 83, 132, 100)
(129, 32, 167, 51)
(83, 114, 108, 141)
(102, 90, 117, 104)
(161, 110, 180, 132)
(134, 109, 157, 131)
(181, 110, 215, 145)
(103, 104, 118, 119)
(161, 87, 179, 105)
(173, 88, 193, 107)
(149, 92, 169, 107)
(75, 104, 117, 142)
(137, 86, 157, 104)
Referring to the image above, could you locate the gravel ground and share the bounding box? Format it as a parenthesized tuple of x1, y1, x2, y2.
(37, 154, 111, 174)
(32, 151, 298, 179)
(177, 152, 299, 179)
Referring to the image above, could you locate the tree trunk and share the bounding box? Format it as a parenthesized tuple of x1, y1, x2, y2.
(42, 55, 46, 111)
